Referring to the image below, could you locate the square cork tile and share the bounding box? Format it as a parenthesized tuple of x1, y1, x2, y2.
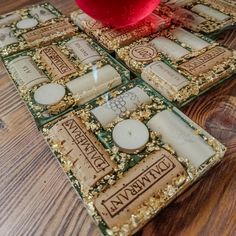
(158, 0, 236, 35)
(42, 80, 226, 235)
(0, 3, 77, 57)
(2, 34, 130, 127)
(116, 25, 236, 107)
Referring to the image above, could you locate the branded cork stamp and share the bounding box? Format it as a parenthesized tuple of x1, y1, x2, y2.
(3, 34, 130, 127)
(179, 46, 233, 76)
(39, 45, 77, 80)
(43, 80, 226, 235)
(117, 26, 236, 106)
(71, 10, 171, 52)
(159, 0, 236, 34)
(129, 44, 158, 62)
(0, 3, 77, 57)
(48, 116, 116, 194)
(94, 149, 186, 228)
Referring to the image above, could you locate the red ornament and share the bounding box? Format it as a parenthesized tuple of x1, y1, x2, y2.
(75, 0, 160, 28)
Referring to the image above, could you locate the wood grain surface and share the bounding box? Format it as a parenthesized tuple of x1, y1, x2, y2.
(0, 1, 235, 236)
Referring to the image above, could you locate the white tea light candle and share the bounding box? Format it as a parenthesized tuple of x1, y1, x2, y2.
(34, 83, 66, 106)
(16, 18, 38, 29)
(112, 119, 149, 153)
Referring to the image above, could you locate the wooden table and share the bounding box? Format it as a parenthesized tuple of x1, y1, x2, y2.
(0, 1, 235, 235)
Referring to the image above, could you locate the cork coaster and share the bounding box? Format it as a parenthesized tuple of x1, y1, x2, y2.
(0, 3, 76, 56)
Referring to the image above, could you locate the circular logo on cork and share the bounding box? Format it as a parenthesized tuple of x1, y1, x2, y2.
(129, 45, 157, 62)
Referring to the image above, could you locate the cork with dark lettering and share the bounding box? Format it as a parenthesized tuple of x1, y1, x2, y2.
(23, 19, 76, 46)
(179, 46, 233, 76)
(39, 45, 77, 79)
(48, 116, 116, 192)
(94, 149, 186, 228)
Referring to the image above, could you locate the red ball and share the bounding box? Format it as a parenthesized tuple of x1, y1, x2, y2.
(75, 0, 160, 28)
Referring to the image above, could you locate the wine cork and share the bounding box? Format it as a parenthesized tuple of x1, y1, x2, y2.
(0, 12, 21, 27)
(65, 37, 101, 64)
(71, 12, 104, 31)
(94, 148, 186, 228)
(179, 46, 233, 76)
(66, 65, 122, 104)
(147, 110, 215, 167)
(204, 0, 236, 16)
(172, 27, 210, 50)
(91, 86, 152, 128)
(29, 6, 57, 23)
(0, 27, 18, 49)
(165, 0, 195, 8)
(151, 36, 189, 60)
(39, 45, 76, 79)
(99, 14, 167, 50)
(173, 8, 207, 31)
(48, 116, 116, 193)
(191, 4, 230, 22)
(22, 19, 75, 45)
(8, 55, 49, 89)
(141, 61, 189, 99)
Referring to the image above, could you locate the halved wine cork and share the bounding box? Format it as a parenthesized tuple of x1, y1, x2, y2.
(66, 65, 122, 104)
(16, 18, 38, 29)
(147, 110, 215, 167)
(71, 12, 104, 31)
(165, 0, 194, 8)
(65, 37, 101, 64)
(34, 83, 66, 106)
(191, 4, 230, 22)
(39, 45, 76, 79)
(94, 148, 186, 228)
(172, 27, 210, 50)
(29, 6, 57, 23)
(173, 8, 207, 31)
(48, 116, 116, 193)
(204, 0, 236, 16)
(22, 19, 75, 45)
(91, 86, 152, 128)
(141, 61, 189, 100)
(8, 55, 49, 89)
(0, 12, 21, 27)
(99, 14, 167, 50)
(0, 27, 18, 49)
(151, 36, 189, 60)
(142, 61, 189, 91)
(179, 46, 233, 76)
